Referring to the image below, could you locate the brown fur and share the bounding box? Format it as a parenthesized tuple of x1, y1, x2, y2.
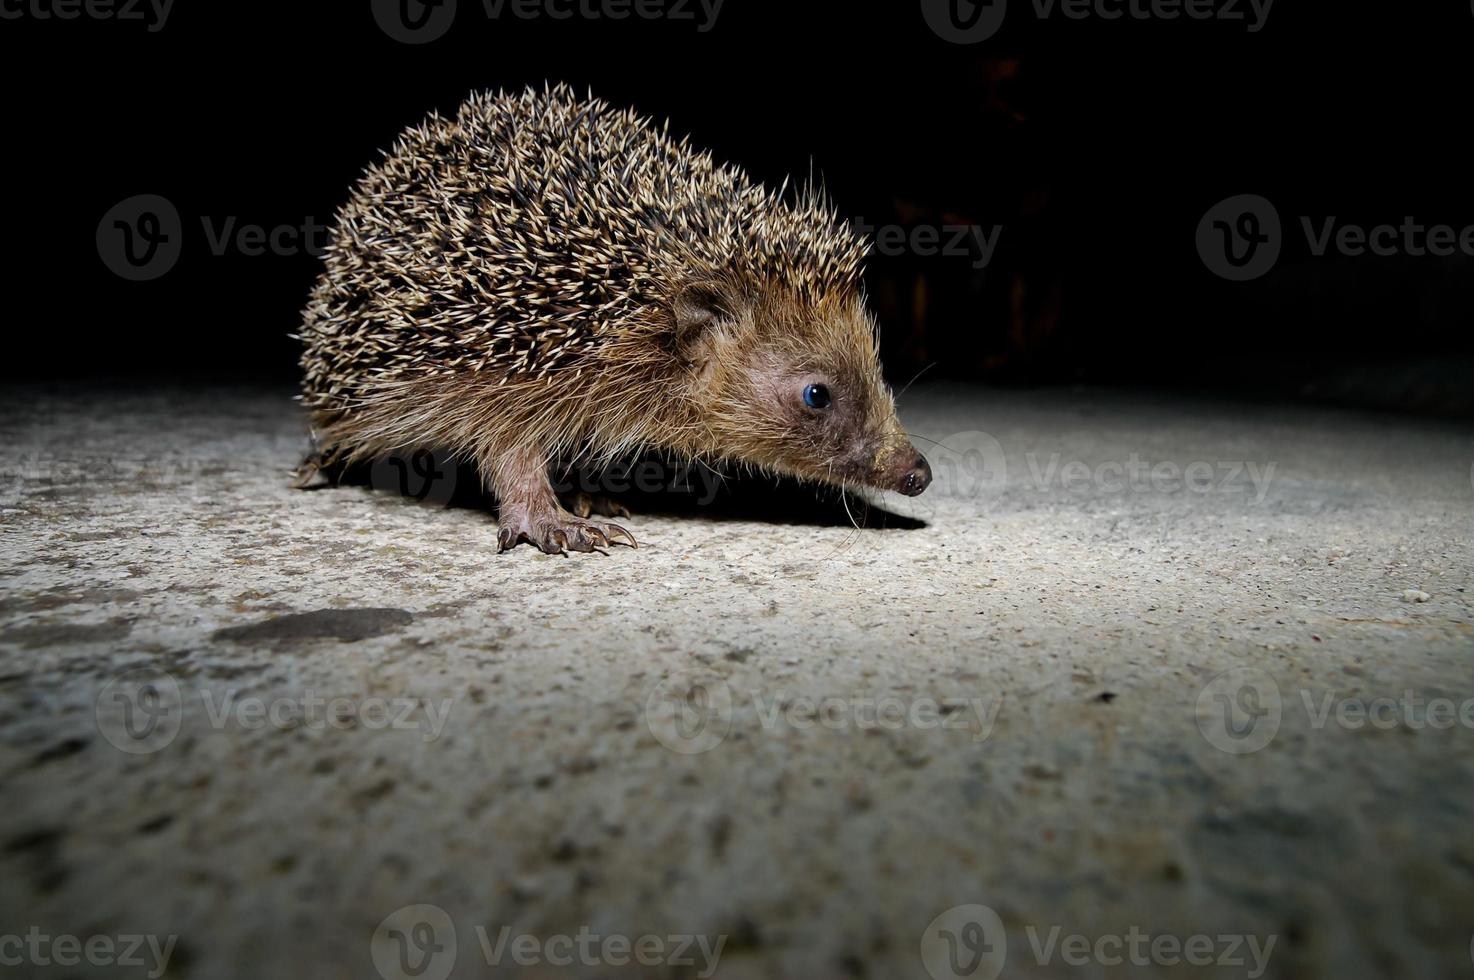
(297, 84, 928, 552)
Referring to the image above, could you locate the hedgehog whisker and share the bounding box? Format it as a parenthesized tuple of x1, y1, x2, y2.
(907, 432, 958, 453)
(895, 361, 939, 401)
(839, 481, 861, 533)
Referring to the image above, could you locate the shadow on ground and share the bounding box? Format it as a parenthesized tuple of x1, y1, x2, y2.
(307, 450, 927, 530)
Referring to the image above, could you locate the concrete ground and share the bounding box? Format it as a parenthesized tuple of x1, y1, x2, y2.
(1, 383, 1472, 980)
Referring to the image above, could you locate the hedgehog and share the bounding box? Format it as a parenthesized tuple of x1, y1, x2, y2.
(297, 84, 932, 554)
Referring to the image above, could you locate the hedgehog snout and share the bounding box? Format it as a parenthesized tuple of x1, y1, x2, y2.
(887, 449, 932, 497)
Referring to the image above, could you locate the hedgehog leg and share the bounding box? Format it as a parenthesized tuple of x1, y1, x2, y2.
(488, 445, 636, 555)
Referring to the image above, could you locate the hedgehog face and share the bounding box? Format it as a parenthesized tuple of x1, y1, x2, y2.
(676, 284, 931, 496)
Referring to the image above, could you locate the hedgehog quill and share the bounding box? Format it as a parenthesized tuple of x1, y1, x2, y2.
(298, 85, 932, 554)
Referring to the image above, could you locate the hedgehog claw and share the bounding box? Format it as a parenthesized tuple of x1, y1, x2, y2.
(600, 499, 633, 519)
(562, 491, 632, 519)
(563, 518, 635, 553)
(605, 524, 638, 548)
(567, 494, 591, 519)
(496, 506, 636, 555)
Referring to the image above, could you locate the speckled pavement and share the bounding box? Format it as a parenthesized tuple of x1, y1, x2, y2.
(1, 383, 1472, 980)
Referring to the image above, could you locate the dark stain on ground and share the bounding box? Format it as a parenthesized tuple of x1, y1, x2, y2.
(212, 608, 414, 644)
(67, 529, 131, 542)
(4, 827, 63, 855)
(200, 662, 270, 680)
(3, 826, 69, 895)
(0, 619, 133, 648)
(30, 737, 89, 767)
(350, 778, 398, 808)
(0, 587, 141, 615)
(137, 814, 175, 835)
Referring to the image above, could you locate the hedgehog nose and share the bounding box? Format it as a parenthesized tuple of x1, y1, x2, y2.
(899, 453, 932, 496)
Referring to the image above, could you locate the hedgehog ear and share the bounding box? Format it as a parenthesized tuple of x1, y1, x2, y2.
(671, 281, 735, 351)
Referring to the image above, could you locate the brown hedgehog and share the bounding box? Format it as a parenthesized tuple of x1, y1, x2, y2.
(298, 84, 931, 554)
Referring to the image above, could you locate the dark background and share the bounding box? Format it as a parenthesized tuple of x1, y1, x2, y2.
(5, 0, 1473, 414)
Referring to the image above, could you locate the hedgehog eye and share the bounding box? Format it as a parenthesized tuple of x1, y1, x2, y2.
(802, 383, 831, 410)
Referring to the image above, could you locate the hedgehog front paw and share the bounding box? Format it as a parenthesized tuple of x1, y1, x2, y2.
(496, 506, 637, 555)
(560, 491, 633, 520)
